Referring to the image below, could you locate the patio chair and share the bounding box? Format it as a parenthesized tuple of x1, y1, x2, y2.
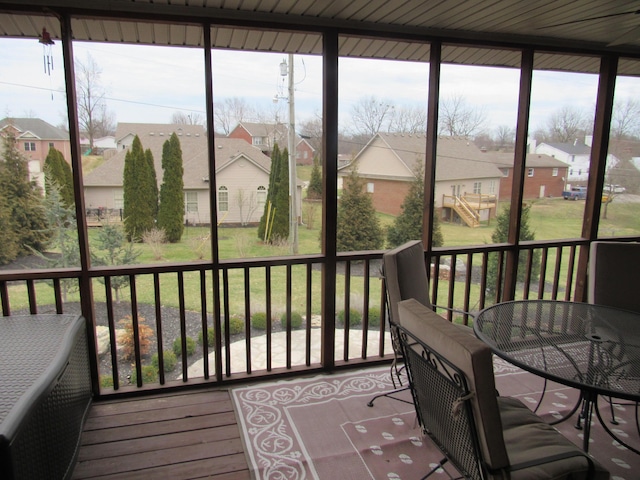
(588, 241, 640, 424)
(397, 298, 609, 480)
(367, 240, 472, 407)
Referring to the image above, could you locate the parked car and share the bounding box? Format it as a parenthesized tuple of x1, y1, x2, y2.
(605, 184, 626, 193)
(562, 186, 587, 200)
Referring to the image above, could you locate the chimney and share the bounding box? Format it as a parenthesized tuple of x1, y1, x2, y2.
(584, 135, 593, 147)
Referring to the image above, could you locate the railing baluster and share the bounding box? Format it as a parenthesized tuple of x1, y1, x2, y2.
(523, 249, 533, 299)
(479, 252, 488, 310)
(431, 253, 441, 307)
(153, 273, 165, 385)
(343, 261, 351, 361)
(178, 272, 188, 382)
(565, 245, 577, 301)
(53, 278, 63, 313)
(447, 254, 456, 321)
(462, 253, 472, 325)
(27, 279, 37, 314)
(379, 275, 386, 357)
(265, 266, 272, 371)
(244, 267, 251, 374)
(129, 274, 143, 387)
(537, 248, 549, 300)
(222, 268, 231, 377)
(199, 269, 209, 380)
(286, 264, 292, 369)
(0, 280, 9, 316)
(305, 263, 312, 366)
(552, 246, 563, 299)
(104, 276, 119, 390)
(361, 259, 370, 358)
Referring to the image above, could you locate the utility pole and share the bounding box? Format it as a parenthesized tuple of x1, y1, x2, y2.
(275, 55, 298, 254)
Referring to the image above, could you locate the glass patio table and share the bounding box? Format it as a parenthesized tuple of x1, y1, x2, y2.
(474, 299, 640, 453)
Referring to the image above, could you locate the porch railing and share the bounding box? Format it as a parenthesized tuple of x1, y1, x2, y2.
(0, 238, 605, 397)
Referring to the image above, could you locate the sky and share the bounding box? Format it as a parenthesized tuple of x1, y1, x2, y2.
(2, 37, 638, 139)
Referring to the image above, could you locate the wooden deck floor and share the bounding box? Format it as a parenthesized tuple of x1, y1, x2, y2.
(71, 388, 251, 479)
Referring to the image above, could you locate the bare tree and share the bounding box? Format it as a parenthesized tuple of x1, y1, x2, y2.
(388, 105, 427, 134)
(350, 96, 394, 137)
(611, 97, 640, 140)
(495, 125, 515, 149)
(299, 114, 323, 155)
(545, 105, 590, 143)
(76, 54, 113, 149)
(438, 94, 487, 137)
(171, 111, 205, 126)
(214, 97, 255, 135)
(236, 189, 258, 226)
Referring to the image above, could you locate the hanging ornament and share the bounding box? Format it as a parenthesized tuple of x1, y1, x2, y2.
(39, 27, 55, 76)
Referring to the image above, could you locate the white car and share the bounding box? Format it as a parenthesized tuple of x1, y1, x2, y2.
(605, 184, 626, 193)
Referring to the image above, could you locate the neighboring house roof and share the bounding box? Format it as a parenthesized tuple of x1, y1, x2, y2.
(488, 152, 569, 168)
(84, 123, 271, 189)
(0, 117, 68, 140)
(345, 132, 503, 181)
(538, 141, 591, 155)
(231, 121, 315, 152)
(115, 123, 206, 145)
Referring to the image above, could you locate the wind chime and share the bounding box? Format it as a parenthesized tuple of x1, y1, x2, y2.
(39, 27, 55, 76)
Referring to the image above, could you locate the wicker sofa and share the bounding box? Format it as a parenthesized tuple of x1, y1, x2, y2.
(0, 314, 93, 480)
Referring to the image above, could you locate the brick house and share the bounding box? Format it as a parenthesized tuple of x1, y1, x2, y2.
(229, 122, 315, 165)
(0, 117, 71, 189)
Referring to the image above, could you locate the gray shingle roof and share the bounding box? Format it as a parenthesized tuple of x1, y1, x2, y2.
(0, 117, 68, 140)
(373, 133, 504, 180)
(85, 124, 271, 188)
(541, 141, 591, 155)
(486, 152, 569, 168)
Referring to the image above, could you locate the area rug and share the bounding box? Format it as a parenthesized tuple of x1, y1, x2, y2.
(232, 363, 640, 480)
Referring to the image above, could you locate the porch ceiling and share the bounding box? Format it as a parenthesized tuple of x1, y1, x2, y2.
(1, 0, 640, 75)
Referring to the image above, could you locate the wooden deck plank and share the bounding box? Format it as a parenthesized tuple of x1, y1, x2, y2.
(71, 388, 250, 479)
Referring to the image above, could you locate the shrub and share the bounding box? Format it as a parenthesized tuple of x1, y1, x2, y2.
(198, 327, 216, 347)
(337, 308, 362, 327)
(228, 315, 245, 335)
(151, 350, 178, 372)
(251, 312, 268, 330)
(173, 336, 196, 356)
(280, 311, 303, 329)
(118, 315, 154, 362)
(130, 365, 158, 385)
(142, 227, 166, 260)
(100, 375, 114, 388)
(367, 306, 382, 328)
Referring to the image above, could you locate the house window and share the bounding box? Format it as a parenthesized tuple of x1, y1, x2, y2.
(500, 168, 509, 177)
(218, 186, 229, 212)
(304, 151, 308, 159)
(24, 142, 36, 151)
(367, 182, 374, 193)
(185, 191, 198, 212)
(571, 155, 575, 163)
(473, 182, 481, 194)
(252, 137, 263, 146)
(528, 168, 534, 177)
(489, 180, 496, 194)
(49, 142, 55, 148)
(114, 190, 124, 209)
(552, 168, 559, 177)
(570, 168, 574, 176)
(257, 186, 266, 207)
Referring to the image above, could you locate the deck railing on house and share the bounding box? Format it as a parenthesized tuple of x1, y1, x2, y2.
(0, 238, 618, 397)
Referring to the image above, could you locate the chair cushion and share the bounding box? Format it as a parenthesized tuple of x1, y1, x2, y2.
(398, 298, 509, 470)
(589, 241, 640, 313)
(498, 397, 609, 480)
(383, 240, 432, 326)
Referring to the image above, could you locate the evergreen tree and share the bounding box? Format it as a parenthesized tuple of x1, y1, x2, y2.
(123, 136, 157, 241)
(0, 132, 51, 259)
(145, 148, 159, 220)
(258, 143, 289, 243)
(91, 223, 141, 303)
(0, 194, 18, 265)
(44, 147, 74, 208)
(486, 204, 540, 296)
(31, 184, 79, 299)
(157, 133, 184, 242)
(386, 164, 443, 248)
(337, 169, 383, 251)
(307, 155, 322, 200)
